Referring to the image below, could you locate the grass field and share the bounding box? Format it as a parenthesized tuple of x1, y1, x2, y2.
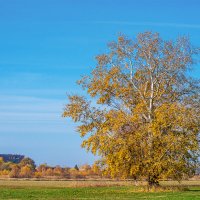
(0, 180, 200, 199)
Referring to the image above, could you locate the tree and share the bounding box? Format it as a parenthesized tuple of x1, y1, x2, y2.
(9, 164, 20, 178)
(45, 168, 54, 176)
(0, 157, 4, 170)
(69, 167, 81, 179)
(80, 164, 91, 172)
(79, 164, 92, 177)
(37, 163, 48, 174)
(63, 32, 200, 186)
(74, 164, 79, 171)
(53, 165, 63, 177)
(0, 162, 12, 171)
(19, 165, 33, 178)
(0, 157, 4, 165)
(20, 157, 36, 171)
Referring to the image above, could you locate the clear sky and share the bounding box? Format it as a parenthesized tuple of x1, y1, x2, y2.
(0, 0, 200, 167)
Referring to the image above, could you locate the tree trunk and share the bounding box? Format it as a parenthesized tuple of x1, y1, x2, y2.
(148, 175, 159, 187)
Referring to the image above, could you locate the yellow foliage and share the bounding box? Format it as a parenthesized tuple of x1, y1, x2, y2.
(63, 31, 200, 186)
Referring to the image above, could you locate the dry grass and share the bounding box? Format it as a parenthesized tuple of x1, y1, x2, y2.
(0, 179, 139, 188)
(0, 179, 199, 191)
(160, 180, 200, 187)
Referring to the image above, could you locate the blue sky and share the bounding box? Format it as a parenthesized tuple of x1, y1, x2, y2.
(0, 0, 200, 167)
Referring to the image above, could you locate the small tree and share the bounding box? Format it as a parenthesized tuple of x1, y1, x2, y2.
(9, 164, 20, 178)
(19, 165, 33, 178)
(63, 32, 200, 186)
(74, 164, 79, 171)
(0, 157, 4, 165)
(45, 168, 54, 176)
(20, 157, 36, 171)
(53, 166, 63, 177)
(69, 168, 79, 178)
(37, 163, 48, 176)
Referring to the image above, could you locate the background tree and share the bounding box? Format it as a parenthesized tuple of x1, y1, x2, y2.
(20, 157, 36, 171)
(63, 32, 200, 186)
(44, 168, 53, 176)
(0, 162, 12, 171)
(53, 166, 63, 177)
(69, 168, 79, 179)
(79, 164, 92, 177)
(0, 157, 4, 170)
(9, 164, 20, 178)
(74, 164, 79, 171)
(37, 163, 48, 176)
(19, 165, 33, 178)
(91, 163, 102, 177)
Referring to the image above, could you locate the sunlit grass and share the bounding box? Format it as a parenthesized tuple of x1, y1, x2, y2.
(0, 180, 199, 199)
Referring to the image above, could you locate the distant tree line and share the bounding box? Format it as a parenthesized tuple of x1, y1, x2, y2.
(0, 157, 103, 179)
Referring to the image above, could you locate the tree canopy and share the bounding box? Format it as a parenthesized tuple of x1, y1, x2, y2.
(20, 157, 36, 171)
(63, 32, 200, 186)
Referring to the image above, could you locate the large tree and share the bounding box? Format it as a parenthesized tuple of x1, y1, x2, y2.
(63, 32, 200, 186)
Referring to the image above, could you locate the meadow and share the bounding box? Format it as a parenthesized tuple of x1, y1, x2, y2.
(0, 180, 200, 199)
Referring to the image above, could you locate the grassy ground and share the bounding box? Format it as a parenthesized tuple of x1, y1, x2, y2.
(0, 180, 199, 199)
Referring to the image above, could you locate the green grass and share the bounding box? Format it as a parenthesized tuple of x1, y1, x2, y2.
(0, 180, 199, 199)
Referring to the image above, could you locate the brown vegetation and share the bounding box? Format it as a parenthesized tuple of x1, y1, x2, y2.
(0, 156, 103, 179)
